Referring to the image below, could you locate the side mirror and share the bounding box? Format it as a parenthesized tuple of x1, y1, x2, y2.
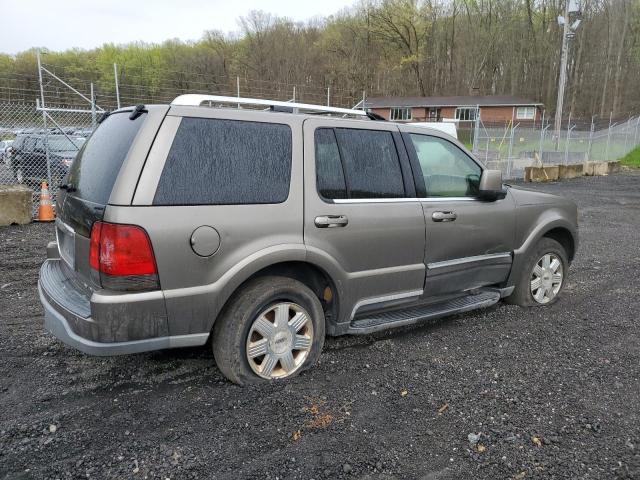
(478, 169, 506, 201)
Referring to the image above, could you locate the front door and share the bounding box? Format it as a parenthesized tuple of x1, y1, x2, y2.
(303, 118, 426, 323)
(403, 131, 516, 296)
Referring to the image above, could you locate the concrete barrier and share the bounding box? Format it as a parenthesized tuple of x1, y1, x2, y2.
(584, 161, 609, 176)
(524, 165, 559, 182)
(0, 185, 33, 226)
(558, 164, 584, 179)
(608, 161, 621, 174)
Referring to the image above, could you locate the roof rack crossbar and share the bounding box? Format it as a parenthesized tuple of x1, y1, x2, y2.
(171, 94, 367, 117)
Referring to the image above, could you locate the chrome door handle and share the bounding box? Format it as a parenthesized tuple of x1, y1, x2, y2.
(315, 215, 349, 228)
(432, 211, 457, 222)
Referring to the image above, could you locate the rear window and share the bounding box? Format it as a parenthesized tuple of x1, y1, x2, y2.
(66, 112, 145, 205)
(153, 117, 292, 205)
(333, 128, 405, 198)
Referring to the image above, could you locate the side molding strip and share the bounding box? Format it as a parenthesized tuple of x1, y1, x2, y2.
(428, 252, 512, 270)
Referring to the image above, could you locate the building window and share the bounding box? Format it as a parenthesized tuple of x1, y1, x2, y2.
(455, 107, 477, 121)
(390, 107, 412, 121)
(516, 106, 536, 120)
(427, 108, 441, 121)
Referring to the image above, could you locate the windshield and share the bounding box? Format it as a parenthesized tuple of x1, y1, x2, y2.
(47, 136, 84, 151)
(66, 111, 146, 204)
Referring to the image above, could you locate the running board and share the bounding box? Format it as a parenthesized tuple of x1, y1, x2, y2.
(348, 290, 500, 334)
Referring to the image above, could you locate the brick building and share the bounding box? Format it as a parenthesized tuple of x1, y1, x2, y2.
(361, 95, 544, 125)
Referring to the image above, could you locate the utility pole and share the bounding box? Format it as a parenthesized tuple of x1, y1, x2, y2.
(554, 0, 582, 150)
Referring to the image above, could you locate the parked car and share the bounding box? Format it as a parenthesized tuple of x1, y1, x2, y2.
(0, 139, 13, 165)
(6, 134, 84, 185)
(39, 97, 578, 385)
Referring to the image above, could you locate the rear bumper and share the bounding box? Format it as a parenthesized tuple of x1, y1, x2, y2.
(38, 259, 208, 356)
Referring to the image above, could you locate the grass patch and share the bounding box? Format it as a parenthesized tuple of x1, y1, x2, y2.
(620, 147, 640, 167)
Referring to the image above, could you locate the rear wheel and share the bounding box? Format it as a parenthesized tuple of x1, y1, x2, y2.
(212, 276, 325, 385)
(505, 237, 568, 307)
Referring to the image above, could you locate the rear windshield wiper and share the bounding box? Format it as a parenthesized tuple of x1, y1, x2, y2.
(59, 183, 76, 193)
(129, 104, 147, 120)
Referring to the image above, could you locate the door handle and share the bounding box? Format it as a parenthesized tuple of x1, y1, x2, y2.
(432, 211, 457, 222)
(315, 215, 348, 228)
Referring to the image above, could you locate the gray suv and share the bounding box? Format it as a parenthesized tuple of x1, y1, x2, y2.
(38, 96, 578, 385)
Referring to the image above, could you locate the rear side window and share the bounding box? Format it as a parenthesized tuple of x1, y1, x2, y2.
(67, 112, 145, 205)
(315, 128, 347, 199)
(153, 118, 292, 205)
(333, 128, 405, 198)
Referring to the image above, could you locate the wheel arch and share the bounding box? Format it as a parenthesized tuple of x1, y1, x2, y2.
(214, 259, 342, 335)
(542, 226, 576, 263)
(506, 216, 578, 288)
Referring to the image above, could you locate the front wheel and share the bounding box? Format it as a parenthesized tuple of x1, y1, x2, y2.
(505, 237, 568, 307)
(212, 276, 325, 385)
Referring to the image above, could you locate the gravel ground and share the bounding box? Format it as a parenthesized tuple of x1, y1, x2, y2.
(1, 172, 639, 480)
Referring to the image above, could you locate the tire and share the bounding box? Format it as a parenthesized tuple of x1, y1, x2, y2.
(505, 237, 568, 307)
(212, 276, 325, 385)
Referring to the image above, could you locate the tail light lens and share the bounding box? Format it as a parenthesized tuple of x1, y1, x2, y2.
(89, 221, 159, 291)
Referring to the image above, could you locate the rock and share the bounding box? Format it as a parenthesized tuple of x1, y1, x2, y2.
(343, 463, 352, 474)
(467, 433, 481, 445)
(48, 424, 57, 434)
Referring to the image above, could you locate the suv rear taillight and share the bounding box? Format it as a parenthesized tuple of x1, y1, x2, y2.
(89, 221, 159, 291)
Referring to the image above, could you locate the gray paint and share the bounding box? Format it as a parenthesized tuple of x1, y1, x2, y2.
(39, 104, 578, 356)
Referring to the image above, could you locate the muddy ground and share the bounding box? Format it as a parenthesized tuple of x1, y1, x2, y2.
(1, 172, 639, 479)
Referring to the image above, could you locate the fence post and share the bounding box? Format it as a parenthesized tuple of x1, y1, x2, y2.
(564, 125, 575, 165)
(37, 50, 53, 189)
(538, 112, 545, 165)
(237, 76, 240, 108)
(472, 104, 480, 153)
(327, 87, 331, 107)
(113, 63, 121, 109)
(623, 114, 631, 154)
(90, 83, 97, 128)
(586, 116, 594, 162)
(635, 116, 640, 147)
(507, 124, 517, 179)
(605, 112, 612, 162)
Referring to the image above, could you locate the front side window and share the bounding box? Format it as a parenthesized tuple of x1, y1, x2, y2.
(153, 118, 292, 205)
(390, 107, 412, 121)
(410, 134, 481, 197)
(516, 106, 536, 120)
(455, 107, 477, 122)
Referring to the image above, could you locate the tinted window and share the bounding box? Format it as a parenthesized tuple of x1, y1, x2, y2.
(67, 112, 145, 204)
(315, 128, 347, 199)
(334, 128, 405, 198)
(154, 118, 291, 205)
(410, 134, 481, 197)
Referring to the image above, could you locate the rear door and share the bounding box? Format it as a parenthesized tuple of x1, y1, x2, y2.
(303, 118, 426, 323)
(128, 107, 303, 336)
(402, 131, 516, 296)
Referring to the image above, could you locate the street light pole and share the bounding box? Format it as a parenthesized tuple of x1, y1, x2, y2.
(554, 0, 570, 150)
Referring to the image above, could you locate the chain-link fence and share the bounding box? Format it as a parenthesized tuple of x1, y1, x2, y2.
(471, 114, 640, 179)
(0, 101, 97, 214)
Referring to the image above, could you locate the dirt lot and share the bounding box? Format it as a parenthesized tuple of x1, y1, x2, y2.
(1, 172, 639, 480)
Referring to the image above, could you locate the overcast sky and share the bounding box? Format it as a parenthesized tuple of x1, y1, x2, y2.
(1, 0, 356, 55)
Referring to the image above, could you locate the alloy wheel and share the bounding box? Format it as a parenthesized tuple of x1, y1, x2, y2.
(245, 302, 313, 379)
(530, 253, 563, 304)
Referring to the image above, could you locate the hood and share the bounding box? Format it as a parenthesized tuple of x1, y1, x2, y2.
(51, 150, 79, 159)
(509, 186, 567, 207)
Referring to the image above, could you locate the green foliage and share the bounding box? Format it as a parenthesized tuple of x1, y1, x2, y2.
(620, 147, 640, 167)
(1, 1, 639, 113)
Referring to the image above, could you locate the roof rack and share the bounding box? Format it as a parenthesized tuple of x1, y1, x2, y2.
(171, 94, 368, 117)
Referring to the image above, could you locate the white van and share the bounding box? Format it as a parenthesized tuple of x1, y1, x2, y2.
(408, 120, 458, 139)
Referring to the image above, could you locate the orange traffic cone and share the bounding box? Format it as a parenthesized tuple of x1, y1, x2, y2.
(37, 181, 55, 222)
